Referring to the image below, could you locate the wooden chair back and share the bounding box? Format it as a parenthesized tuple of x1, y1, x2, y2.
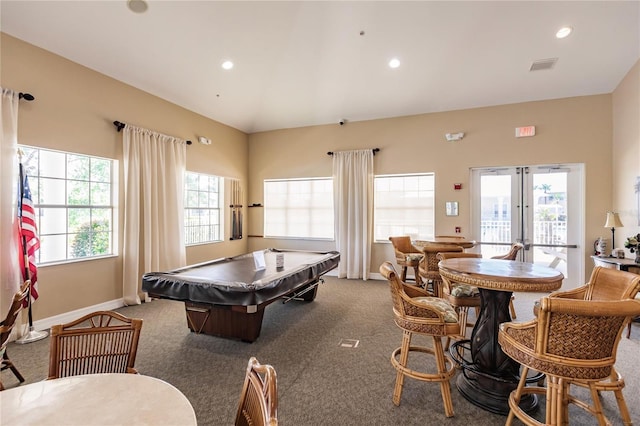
(388, 236, 421, 264)
(528, 297, 640, 378)
(235, 357, 278, 426)
(550, 266, 640, 302)
(436, 252, 482, 260)
(419, 243, 464, 274)
(380, 261, 457, 331)
(0, 281, 30, 391)
(417, 243, 464, 295)
(586, 266, 640, 300)
(48, 310, 143, 379)
(435, 253, 482, 295)
(491, 242, 524, 261)
(0, 281, 30, 352)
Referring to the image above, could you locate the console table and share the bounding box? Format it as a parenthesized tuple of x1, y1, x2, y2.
(591, 255, 640, 272)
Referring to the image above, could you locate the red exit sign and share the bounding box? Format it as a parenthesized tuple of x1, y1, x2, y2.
(515, 126, 536, 138)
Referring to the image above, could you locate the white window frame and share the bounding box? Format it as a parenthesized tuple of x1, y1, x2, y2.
(374, 173, 435, 241)
(264, 177, 334, 240)
(184, 172, 223, 245)
(18, 145, 117, 264)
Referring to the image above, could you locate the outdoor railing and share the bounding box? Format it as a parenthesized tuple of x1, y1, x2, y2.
(480, 220, 567, 245)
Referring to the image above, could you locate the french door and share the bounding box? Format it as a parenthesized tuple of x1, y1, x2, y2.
(471, 164, 583, 288)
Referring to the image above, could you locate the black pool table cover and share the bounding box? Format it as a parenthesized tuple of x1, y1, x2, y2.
(142, 248, 340, 307)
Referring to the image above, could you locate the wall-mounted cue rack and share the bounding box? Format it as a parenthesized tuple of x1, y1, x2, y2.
(230, 179, 243, 240)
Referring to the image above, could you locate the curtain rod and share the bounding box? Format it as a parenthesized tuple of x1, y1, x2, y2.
(327, 148, 380, 156)
(19, 92, 35, 101)
(112, 120, 192, 145)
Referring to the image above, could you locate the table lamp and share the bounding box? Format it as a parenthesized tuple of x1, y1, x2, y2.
(604, 211, 624, 253)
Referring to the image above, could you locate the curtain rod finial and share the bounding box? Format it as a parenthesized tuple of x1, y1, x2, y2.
(18, 92, 35, 101)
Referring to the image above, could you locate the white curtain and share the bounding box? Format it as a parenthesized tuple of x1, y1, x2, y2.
(0, 88, 22, 319)
(122, 125, 187, 305)
(333, 149, 374, 280)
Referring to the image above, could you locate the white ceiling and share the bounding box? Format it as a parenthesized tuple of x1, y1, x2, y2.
(2, 1, 639, 134)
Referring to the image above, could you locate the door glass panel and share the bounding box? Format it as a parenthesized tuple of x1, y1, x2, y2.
(532, 171, 568, 277)
(478, 173, 513, 258)
(472, 164, 583, 288)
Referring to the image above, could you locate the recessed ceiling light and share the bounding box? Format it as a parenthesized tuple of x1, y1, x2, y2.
(221, 60, 234, 70)
(127, 0, 148, 13)
(556, 26, 573, 39)
(389, 58, 400, 69)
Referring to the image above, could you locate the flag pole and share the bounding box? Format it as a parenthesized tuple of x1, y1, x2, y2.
(15, 159, 47, 344)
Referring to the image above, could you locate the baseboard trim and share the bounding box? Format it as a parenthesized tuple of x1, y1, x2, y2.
(21, 271, 385, 334)
(22, 299, 125, 334)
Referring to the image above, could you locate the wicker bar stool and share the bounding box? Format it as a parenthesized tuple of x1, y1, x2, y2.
(380, 261, 460, 417)
(0, 281, 30, 391)
(388, 236, 423, 286)
(531, 266, 640, 425)
(499, 296, 640, 425)
(418, 243, 463, 297)
(436, 252, 482, 340)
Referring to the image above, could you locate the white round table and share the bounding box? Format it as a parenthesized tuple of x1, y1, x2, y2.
(0, 373, 197, 425)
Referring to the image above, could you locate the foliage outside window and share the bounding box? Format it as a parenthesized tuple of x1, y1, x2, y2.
(264, 178, 334, 239)
(184, 172, 222, 245)
(374, 173, 435, 241)
(19, 145, 115, 263)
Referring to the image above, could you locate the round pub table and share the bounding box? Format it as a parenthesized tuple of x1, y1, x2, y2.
(439, 258, 563, 415)
(0, 373, 197, 425)
(414, 237, 476, 250)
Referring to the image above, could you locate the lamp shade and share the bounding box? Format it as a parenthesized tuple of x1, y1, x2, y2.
(604, 212, 624, 228)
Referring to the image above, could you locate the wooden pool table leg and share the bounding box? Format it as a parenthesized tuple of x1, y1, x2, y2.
(185, 302, 265, 342)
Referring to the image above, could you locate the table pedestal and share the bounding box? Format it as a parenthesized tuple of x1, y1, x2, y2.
(451, 288, 537, 415)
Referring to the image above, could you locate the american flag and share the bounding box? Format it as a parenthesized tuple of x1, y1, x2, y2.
(18, 165, 40, 302)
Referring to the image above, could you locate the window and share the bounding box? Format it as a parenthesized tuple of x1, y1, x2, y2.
(19, 145, 116, 263)
(264, 178, 333, 239)
(184, 172, 222, 245)
(374, 173, 435, 241)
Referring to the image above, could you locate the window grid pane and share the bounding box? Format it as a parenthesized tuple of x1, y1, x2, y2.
(264, 178, 334, 239)
(19, 145, 116, 264)
(184, 172, 222, 245)
(374, 174, 435, 241)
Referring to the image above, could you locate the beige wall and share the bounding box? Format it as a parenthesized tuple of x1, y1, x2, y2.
(247, 95, 615, 284)
(612, 59, 640, 244)
(2, 31, 637, 323)
(1, 34, 249, 320)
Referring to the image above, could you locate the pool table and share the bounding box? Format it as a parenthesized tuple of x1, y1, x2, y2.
(142, 249, 340, 342)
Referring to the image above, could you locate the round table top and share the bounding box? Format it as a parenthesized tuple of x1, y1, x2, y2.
(415, 238, 476, 249)
(438, 258, 564, 292)
(0, 373, 197, 426)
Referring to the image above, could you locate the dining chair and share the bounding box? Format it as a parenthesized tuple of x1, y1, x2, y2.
(0, 281, 30, 391)
(499, 295, 640, 425)
(533, 266, 640, 425)
(235, 356, 278, 426)
(48, 310, 143, 379)
(380, 261, 460, 417)
(388, 236, 423, 285)
(418, 242, 464, 297)
(491, 242, 524, 319)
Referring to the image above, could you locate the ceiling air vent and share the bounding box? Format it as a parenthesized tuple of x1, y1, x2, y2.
(529, 58, 558, 71)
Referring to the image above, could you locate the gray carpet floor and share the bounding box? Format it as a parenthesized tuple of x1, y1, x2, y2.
(3, 275, 640, 425)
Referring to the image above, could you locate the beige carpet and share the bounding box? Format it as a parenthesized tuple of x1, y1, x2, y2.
(3, 276, 640, 425)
